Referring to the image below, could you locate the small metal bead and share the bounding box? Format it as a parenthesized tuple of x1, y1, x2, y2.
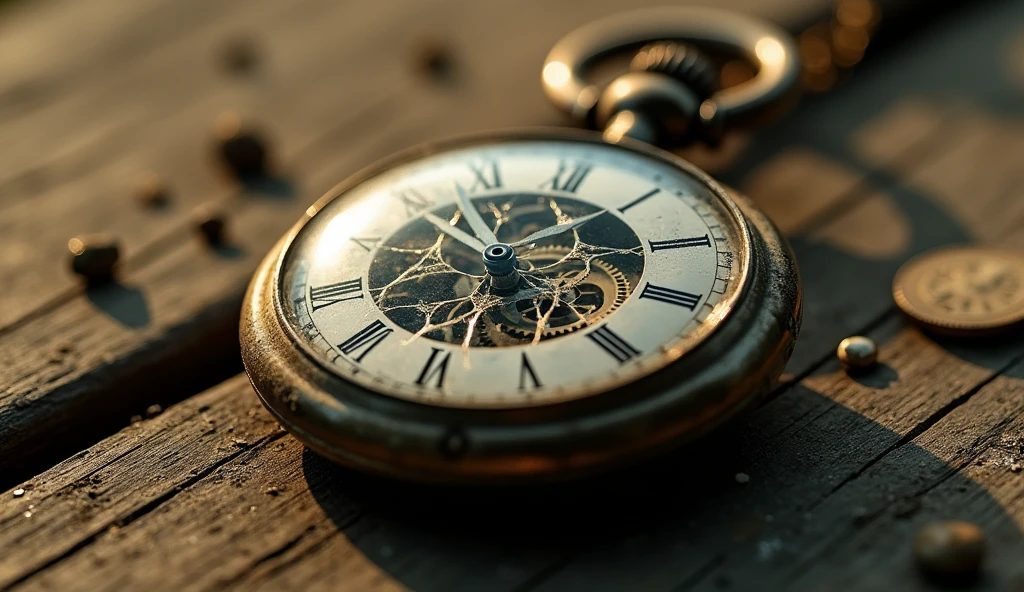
(214, 111, 268, 181)
(68, 234, 120, 285)
(914, 521, 985, 582)
(134, 172, 171, 208)
(192, 203, 228, 246)
(837, 336, 877, 372)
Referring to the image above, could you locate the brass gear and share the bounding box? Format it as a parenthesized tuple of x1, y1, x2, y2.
(486, 246, 630, 343)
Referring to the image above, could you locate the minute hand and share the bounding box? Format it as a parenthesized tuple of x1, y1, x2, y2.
(422, 212, 487, 253)
(454, 182, 499, 245)
(509, 210, 606, 248)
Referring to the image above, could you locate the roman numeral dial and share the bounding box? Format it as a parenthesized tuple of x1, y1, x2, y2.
(415, 348, 452, 388)
(281, 139, 744, 408)
(519, 353, 542, 390)
(395, 188, 433, 217)
(587, 325, 641, 364)
(618, 188, 660, 213)
(649, 235, 712, 251)
(337, 320, 392, 362)
(468, 161, 502, 192)
(309, 279, 364, 311)
(639, 283, 702, 310)
(541, 161, 592, 193)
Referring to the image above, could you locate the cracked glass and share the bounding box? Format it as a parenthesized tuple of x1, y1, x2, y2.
(277, 137, 748, 408)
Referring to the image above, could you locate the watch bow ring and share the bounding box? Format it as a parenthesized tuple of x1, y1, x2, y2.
(542, 7, 802, 147)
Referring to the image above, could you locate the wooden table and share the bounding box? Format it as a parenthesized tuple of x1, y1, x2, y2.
(2, 0, 1023, 589)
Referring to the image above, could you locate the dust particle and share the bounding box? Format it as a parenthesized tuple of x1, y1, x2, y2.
(735, 473, 750, 484)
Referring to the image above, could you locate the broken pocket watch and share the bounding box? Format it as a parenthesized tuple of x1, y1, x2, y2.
(241, 8, 803, 482)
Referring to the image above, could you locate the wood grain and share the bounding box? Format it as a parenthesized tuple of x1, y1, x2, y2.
(0, 0, 841, 483)
(3, 329, 1022, 590)
(3, 0, 1024, 589)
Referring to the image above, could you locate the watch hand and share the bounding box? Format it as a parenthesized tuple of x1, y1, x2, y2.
(422, 212, 488, 253)
(509, 210, 606, 248)
(454, 182, 499, 245)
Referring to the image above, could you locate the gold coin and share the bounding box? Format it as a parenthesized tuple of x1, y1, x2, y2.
(893, 246, 1024, 336)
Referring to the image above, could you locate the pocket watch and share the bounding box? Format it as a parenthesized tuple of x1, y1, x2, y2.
(241, 8, 803, 483)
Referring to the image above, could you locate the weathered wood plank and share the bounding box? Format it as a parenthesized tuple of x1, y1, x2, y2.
(0, 81, 437, 482)
(777, 357, 1024, 591)
(0, 0, 851, 483)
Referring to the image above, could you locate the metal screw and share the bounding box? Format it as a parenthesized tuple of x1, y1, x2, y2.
(68, 234, 120, 285)
(837, 336, 877, 373)
(135, 171, 171, 208)
(214, 111, 268, 180)
(439, 428, 467, 459)
(914, 520, 985, 583)
(192, 203, 228, 246)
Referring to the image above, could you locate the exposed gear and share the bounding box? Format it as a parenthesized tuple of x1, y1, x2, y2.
(484, 246, 630, 344)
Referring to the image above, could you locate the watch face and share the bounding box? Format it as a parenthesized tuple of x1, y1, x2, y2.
(277, 135, 750, 408)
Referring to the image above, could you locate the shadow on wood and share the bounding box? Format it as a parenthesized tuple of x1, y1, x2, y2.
(86, 282, 151, 329)
(301, 378, 1024, 590)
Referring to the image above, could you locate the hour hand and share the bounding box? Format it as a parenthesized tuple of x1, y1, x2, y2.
(454, 182, 499, 245)
(423, 212, 488, 253)
(509, 210, 606, 248)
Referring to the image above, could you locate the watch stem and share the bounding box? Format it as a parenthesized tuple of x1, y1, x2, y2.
(483, 243, 521, 290)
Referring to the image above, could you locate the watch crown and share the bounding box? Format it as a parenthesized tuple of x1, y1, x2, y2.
(630, 41, 719, 101)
